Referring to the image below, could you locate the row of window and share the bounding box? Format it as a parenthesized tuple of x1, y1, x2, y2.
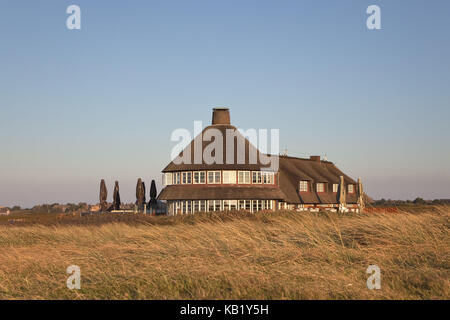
(277, 202, 359, 211)
(168, 199, 274, 214)
(164, 171, 275, 186)
(299, 181, 355, 193)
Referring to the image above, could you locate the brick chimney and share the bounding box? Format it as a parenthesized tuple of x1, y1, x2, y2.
(212, 107, 230, 125)
(310, 155, 321, 162)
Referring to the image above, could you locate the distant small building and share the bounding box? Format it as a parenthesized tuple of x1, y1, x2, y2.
(0, 207, 11, 215)
(90, 205, 101, 212)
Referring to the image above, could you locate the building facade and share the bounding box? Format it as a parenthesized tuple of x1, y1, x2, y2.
(0, 207, 11, 215)
(158, 108, 367, 215)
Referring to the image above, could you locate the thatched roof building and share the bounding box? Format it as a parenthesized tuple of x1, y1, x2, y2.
(158, 108, 367, 214)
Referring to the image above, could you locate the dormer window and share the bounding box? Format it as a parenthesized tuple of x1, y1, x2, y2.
(333, 183, 339, 193)
(299, 180, 309, 192)
(348, 184, 354, 193)
(316, 183, 325, 193)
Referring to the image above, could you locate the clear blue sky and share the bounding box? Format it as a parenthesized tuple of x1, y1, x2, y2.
(1, 0, 449, 207)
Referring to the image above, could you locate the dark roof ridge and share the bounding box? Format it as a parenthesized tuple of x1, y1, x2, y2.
(279, 155, 334, 164)
(206, 124, 236, 128)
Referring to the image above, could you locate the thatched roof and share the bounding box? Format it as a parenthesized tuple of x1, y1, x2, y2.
(163, 123, 274, 172)
(158, 185, 285, 201)
(278, 156, 357, 204)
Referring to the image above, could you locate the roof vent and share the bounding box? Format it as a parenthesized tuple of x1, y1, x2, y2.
(212, 107, 230, 125)
(310, 155, 321, 162)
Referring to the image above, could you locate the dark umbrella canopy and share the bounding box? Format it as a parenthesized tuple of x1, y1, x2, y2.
(136, 178, 145, 211)
(99, 179, 108, 212)
(113, 181, 121, 210)
(149, 179, 157, 208)
(142, 181, 146, 204)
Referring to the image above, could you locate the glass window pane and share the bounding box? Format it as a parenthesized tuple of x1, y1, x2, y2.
(208, 172, 214, 184)
(300, 181, 309, 192)
(194, 201, 199, 213)
(252, 200, 258, 212)
(348, 184, 354, 193)
(214, 200, 221, 211)
(200, 200, 206, 211)
(223, 171, 236, 184)
(252, 172, 261, 184)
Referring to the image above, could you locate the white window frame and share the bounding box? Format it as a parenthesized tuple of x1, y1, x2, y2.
(193, 200, 200, 213)
(164, 173, 173, 186)
(223, 200, 237, 211)
(299, 180, 308, 192)
(200, 200, 206, 212)
(348, 184, 354, 193)
(252, 171, 262, 184)
(252, 200, 263, 212)
(316, 183, 325, 193)
(222, 170, 237, 184)
(252, 200, 258, 212)
(174, 172, 181, 184)
(182, 171, 192, 184)
(238, 200, 251, 211)
(333, 184, 339, 193)
(207, 171, 221, 184)
(192, 200, 206, 213)
(238, 171, 251, 184)
(262, 200, 273, 210)
(207, 200, 214, 212)
(263, 172, 274, 184)
(214, 200, 222, 211)
(174, 201, 180, 215)
(193, 171, 206, 184)
(207, 200, 222, 211)
(181, 200, 192, 214)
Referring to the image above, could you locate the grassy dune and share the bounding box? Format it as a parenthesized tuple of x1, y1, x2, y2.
(0, 207, 448, 299)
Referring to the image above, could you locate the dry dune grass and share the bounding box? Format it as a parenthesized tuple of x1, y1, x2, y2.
(0, 207, 448, 299)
